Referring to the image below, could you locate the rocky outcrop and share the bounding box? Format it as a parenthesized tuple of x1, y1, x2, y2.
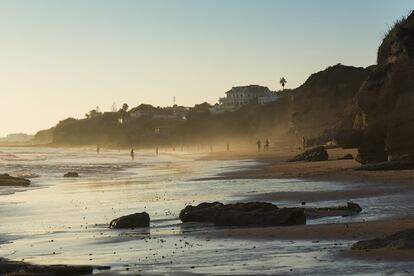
(304, 202, 362, 219)
(287, 146, 328, 162)
(355, 154, 414, 171)
(0, 173, 30, 186)
(357, 11, 414, 164)
(352, 228, 414, 250)
(64, 172, 79, 177)
(110, 212, 150, 229)
(179, 202, 306, 227)
(0, 257, 102, 275)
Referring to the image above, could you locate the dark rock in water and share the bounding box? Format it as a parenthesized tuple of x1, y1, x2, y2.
(0, 257, 102, 275)
(352, 228, 414, 250)
(337, 154, 354, 160)
(0, 173, 30, 186)
(287, 146, 328, 162)
(179, 202, 306, 227)
(304, 202, 362, 219)
(356, 11, 414, 163)
(110, 212, 150, 229)
(64, 172, 79, 177)
(355, 154, 414, 171)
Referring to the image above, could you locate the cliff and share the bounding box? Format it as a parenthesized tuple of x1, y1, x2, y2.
(357, 11, 414, 163)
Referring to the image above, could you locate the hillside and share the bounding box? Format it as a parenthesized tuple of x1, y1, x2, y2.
(31, 64, 373, 148)
(287, 64, 371, 146)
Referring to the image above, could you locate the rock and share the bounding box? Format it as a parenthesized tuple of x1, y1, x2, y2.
(0, 257, 102, 275)
(304, 202, 362, 219)
(356, 11, 414, 163)
(352, 228, 414, 250)
(0, 173, 30, 186)
(334, 127, 363, 149)
(355, 154, 414, 171)
(337, 153, 354, 160)
(64, 172, 79, 177)
(287, 146, 328, 162)
(179, 202, 306, 227)
(110, 212, 150, 229)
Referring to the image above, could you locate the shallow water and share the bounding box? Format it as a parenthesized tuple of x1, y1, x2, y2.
(0, 147, 413, 275)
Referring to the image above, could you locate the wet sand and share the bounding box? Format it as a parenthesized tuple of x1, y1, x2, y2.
(199, 146, 414, 261)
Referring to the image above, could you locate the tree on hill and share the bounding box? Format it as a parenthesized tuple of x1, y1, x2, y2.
(280, 77, 287, 90)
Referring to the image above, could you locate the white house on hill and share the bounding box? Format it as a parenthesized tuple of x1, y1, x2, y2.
(210, 85, 280, 114)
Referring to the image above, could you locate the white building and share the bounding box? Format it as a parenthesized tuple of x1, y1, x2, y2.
(211, 85, 280, 114)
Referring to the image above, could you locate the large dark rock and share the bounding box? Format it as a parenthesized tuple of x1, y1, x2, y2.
(64, 172, 79, 177)
(352, 228, 414, 250)
(304, 202, 362, 219)
(356, 11, 414, 163)
(110, 212, 150, 229)
(179, 202, 306, 227)
(355, 154, 414, 171)
(0, 173, 30, 186)
(0, 257, 101, 275)
(287, 146, 328, 162)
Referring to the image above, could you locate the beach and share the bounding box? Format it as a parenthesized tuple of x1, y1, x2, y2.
(0, 146, 413, 275)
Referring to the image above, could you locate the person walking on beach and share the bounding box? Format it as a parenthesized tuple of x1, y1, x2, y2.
(155, 146, 159, 156)
(130, 148, 134, 160)
(256, 139, 262, 152)
(96, 146, 100, 154)
(302, 136, 306, 150)
(264, 139, 270, 152)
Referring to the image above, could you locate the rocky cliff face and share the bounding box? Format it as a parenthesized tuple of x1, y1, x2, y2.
(357, 11, 414, 163)
(289, 64, 371, 145)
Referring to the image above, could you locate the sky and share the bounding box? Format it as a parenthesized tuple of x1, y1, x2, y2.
(0, 0, 412, 136)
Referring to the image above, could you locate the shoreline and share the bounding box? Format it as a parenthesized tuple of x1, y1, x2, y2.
(196, 146, 414, 261)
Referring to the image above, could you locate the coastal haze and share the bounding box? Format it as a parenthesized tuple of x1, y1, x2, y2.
(0, 0, 412, 137)
(1, 1, 414, 275)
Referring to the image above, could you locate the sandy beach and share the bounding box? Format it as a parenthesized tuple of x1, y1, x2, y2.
(0, 146, 413, 274)
(196, 146, 414, 262)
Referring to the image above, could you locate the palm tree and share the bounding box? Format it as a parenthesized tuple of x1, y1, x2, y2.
(280, 77, 287, 90)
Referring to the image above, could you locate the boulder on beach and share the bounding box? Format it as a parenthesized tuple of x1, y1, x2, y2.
(64, 172, 79, 177)
(0, 173, 30, 186)
(355, 154, 414, 171)
(352, 228, 414, 250)
(179, 202, 306, 227)
(304, 202, 362, 219)
(110, 212, 150, 229)
(0, 257, 101, 275)
(287, 146, 328, 162)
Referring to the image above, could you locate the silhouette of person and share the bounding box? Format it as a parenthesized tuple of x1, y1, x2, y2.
(302, 136, 306, 150)
(265, 139, 270, 151)
(257, 139, 262, 152)
(130, 149, 134, 160)
(97, 146, 100, 154)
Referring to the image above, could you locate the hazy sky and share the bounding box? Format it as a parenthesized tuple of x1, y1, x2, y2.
(0, 0, 412, 136)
